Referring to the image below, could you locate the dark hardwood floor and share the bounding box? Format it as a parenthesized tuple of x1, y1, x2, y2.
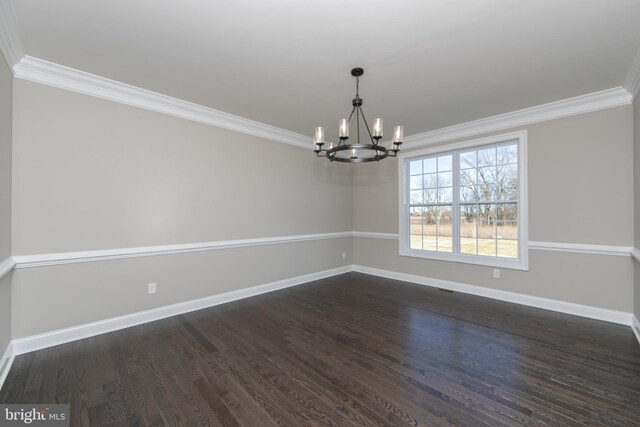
(2, 272, 640, 426)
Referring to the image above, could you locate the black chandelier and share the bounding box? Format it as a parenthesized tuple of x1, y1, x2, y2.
(313, 68, 403, 163)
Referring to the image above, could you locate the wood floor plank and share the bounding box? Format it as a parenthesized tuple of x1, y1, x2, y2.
(2, 272, 640, 426)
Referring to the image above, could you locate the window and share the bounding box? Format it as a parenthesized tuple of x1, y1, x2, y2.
(399, 131, 528, 270)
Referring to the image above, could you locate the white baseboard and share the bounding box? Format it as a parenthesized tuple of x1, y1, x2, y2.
(353, 265, 632, 326)
(11, 265, 352, 355)
(632, 315, 640, 345)
(0, 342, 14, 391)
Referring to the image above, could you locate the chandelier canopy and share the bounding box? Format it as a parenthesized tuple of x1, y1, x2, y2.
(313, 68, 403, 163)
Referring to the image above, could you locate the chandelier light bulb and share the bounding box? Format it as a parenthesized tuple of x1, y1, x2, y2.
(351, 148, 357, 159)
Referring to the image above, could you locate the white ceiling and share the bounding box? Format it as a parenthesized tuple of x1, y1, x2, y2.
(9, 0, 640, 141)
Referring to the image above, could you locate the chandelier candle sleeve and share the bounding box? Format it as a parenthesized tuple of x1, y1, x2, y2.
(339, 119, 349, 139)
(314, 127, 325, 144)
(393, 126, 403, 144)
(373, 118, 383, 138)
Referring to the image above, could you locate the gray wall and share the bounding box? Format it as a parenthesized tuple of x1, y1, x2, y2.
(634, 94, 640, 321)
(0, 50, 12, 356)
(6, 76, 638, 338)
(353, 106, 635, 311)
(11, 80, 353, 337)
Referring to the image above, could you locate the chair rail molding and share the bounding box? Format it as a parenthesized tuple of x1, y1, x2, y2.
(353, 231, 633, 257)
(0, 257, 15, 280)
(12, 232, 353, 268)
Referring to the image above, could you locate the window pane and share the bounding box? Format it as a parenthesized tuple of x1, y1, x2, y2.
(438, 187, 452, 203)
(438, 155, 453, 172)
(497, 221, 518, 240)
(437, 206, 453, 252)
(497, 203, 518, 221)
(460, 237, 477, 254)
(460, 207, 477, 238)
(477, 238, 497, 256)
(410, 175, 423, 190)
(422, 236, 438, 251)
(478, 147, 496, 167)
(410, 207, 422, 235)
(498, 163, 518, 183)
(460, 187, 478, 203)
(477, 167, 495, 185)
(410, 190, 424, 204)
(410, 235, 422, 250)
(410, 160, 422, 175)
(423, 173, 438, 188)
(463, 168, 478, 184)
(438, 171, 452, 187)
(493, 183, 511, 201)
(477, 203, 494, 222)
(424, 207, 437, 235)
(497, 144, 518, 165)
(460, 151, 476, 169)
(498, 239, 518, 258)
(424, 157, 437, 174)
(477, 220, 495, 239)
(424, 188, 438, 204)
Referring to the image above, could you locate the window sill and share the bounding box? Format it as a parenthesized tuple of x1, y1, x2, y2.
(399, 248, 529, 271)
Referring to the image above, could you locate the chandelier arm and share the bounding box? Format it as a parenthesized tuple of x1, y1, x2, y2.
(347, 106, 356, 122)
(358, 107, 377, 145)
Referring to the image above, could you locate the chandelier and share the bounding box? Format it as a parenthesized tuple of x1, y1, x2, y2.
(313, 68, 403, 163)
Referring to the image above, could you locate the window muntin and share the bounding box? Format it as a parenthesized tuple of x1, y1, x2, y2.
(400, 132, 527, 270)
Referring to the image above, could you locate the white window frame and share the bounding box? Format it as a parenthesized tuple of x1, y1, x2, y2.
(398, 130, 528, 270)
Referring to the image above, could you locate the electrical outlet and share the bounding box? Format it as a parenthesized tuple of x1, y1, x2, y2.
(342, 251, 347, 259)
(148, 282, 157, 294)
(493, 269, 500, 279)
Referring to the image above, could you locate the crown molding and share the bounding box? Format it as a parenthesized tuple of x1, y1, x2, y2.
(0, 1, 24, 72)
(624, 44, 640, 101)
(8, 56, 635, 152)
(402, 87, 633, 149)
(12, 56, 310, 148)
